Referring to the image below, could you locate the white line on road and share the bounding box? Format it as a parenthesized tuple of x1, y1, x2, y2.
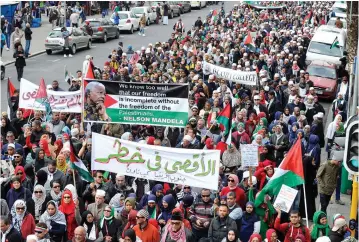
(52, 59, 61, 62)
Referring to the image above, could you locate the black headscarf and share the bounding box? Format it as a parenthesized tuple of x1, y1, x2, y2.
(81, 211, 95, 238)
(124, 228, 137, 242)
(36, 170, 48, 186)
(226, 230, 239, 242)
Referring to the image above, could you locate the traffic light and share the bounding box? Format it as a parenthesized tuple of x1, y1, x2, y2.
(343, 120, 358, 175)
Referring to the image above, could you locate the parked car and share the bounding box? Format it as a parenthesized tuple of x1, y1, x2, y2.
(110, 11, 140, 34)
(331, 1, 347, 18)
(191, 1, 206, 9)
(327, 17, 347, 34)
(174, 1, 191, 13)
(1, 61, 5, 80)
(45, 27, 92, 55)
(307, 60, 339, 100)
(84, 18, 120, 42)
(132, 6, 157, 25)
(167, 2, 181, 18)
(306, 25, 346, 67)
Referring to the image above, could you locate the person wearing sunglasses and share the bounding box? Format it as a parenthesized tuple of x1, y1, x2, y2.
(98, 205, 122, 242)
(83, 171, 107, 205)
(161, 209, 195, 241)
(133, 209, 160, 242)
(9, 199, 36, 241)
(34, 222, 52, 242)
(220, 174, 246, 210)
(32, 184, 48, 223)
(58, 190, 78, 240)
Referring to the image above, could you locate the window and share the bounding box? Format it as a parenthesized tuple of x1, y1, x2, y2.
(88, 21, 101, 27)
(307, 66, 337, 79)
(133, 8, 145, 14)
(308, 41, 343, 57)
(119, 13, 128, 19)
(48, 30, 63, 38)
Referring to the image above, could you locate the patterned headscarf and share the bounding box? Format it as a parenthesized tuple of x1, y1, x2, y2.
(11, 199, 27, 232)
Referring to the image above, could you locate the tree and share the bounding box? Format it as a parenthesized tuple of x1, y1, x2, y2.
(346, 1, 358, 65)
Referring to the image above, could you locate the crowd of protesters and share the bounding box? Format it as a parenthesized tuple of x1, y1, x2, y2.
(1, 1, 357, 242)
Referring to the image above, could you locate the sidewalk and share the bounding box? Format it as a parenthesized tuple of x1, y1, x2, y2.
(1, 13, 104, 66)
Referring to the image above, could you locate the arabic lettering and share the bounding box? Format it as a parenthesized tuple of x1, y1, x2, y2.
(22, 91, 81, 108)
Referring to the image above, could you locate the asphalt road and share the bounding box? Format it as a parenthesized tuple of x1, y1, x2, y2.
(1, 3, 231, 111)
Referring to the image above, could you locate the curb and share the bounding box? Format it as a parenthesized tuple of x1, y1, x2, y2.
(4, 50, 46, 66)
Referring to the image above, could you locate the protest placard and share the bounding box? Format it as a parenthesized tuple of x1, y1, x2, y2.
(203, 61, 258, 85)
(240, 144, 259, 167)
(273, 184, 299, 213)
(19, 78, 82, 113)
(83, 80, 189, 127)
(91, 132, 220, 190)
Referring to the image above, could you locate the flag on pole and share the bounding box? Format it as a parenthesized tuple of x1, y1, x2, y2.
(85, 60, 95, 79)
(330, 36, 339, 49)
(244, 31, 256, 52)
(7, 78, 16, 118)
(69, 139, 94, 182)
(64, 65, 71, 85)
(216, 104, 232, 136)
(34, 78, 52, 122)
(254, 138, 304, 207)
(302, 11, 313, 25)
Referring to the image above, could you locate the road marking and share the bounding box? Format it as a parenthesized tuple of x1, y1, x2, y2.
(52, 59, 61, 62)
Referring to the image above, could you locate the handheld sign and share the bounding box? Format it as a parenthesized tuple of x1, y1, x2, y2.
(240, 144, 259, 167)
(274, 184, 299, 213)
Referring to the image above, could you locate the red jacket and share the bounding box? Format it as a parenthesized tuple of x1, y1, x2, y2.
(59, 208, 77, 240)
(133, 223, 160, 242)
(274, 217, 311, 242)
(20, 213, 36, 240)
(220, 186, 246, 210)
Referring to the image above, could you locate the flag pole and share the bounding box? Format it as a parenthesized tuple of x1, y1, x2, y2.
(302, 183, 309, 228)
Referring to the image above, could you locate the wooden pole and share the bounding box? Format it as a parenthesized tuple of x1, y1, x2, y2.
(302, 184, 309, 228)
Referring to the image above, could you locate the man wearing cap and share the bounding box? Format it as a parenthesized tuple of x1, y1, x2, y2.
(253, 95, 269, 116)
(133, 209, 160, 242)
(1, 131, 23, 155)
(161, 209, 194, 241)
(1, 143, 16, 161)
(87, 189, 108, 222)
(329, 218, 348, 242)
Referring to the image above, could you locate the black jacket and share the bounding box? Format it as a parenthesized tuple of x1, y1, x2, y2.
(208, 216, 237, 242)
(14, 50, 26, 68)
(329, 230, 344, 242)
(24, 27, 32, 40)
(0, 227, 22, 242)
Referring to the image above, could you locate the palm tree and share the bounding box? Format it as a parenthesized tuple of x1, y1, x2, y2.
(346, 1, 358, 64)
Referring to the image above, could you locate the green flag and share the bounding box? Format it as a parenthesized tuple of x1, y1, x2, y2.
(330, 36, 339, 49)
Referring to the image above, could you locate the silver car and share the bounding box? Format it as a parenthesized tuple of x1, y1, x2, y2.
(45, 27, 92, 55)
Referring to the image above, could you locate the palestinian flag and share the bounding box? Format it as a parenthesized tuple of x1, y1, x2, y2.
(254, 138, 304, 207)
(64, 65, 71, 85)
(303, 11, 313, 25)
(216, 104, 232, 136)
(330, 36, 339, 49)
(7, 78, 16, 118)
(211, 9, 218, 22)
(69, 139, 94, 182)
(244, 31, 256, 52)
(85, 60, 95, 79)
(34, 78, 52, 122)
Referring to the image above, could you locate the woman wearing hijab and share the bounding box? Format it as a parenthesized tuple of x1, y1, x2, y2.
(46, 180, 62, 205)
(35, 169, 48, 187)
(109, 193, 125, 219)
(305, 135, 321, 168)
(204, 137, 216, 150)
(253, 117, 268, 138)
(39, 138, 52, 158)
(158, 194, 176, 227)
(249, 233, 262, 242)
(254, 160, 275, 191)
(121, 209, 138, 238)
(63, 184, 85, 215)
(222, 144, 241, 172)
(34, 148, 50, 172)
(39, 200, 67, 242)
(56, 154, 68, 174)
(81, 211, 102, 242)
(222, 230, 240, 242)
(288, 121, 299, 144)
(144, 194, 160, 220)
(121, 132, 134, 141)
(99, 205, 122, 242)
(264, 229, 280, 242)
(220, 174, 246, 209)
(240, 201, 260, 242)
(58, 190, 79, 240)
(121, 197, 136, 225)
(245, 113, 257, 137)
(9, 199, 36, 240)
(14, 165, 34, 191)
(310, 211, 330, 242)
(53, 139, 63, 157)
(32, 184, 49, 222)
(140, 184, 164, 209)
(6, 176, 32, 211)
(326, 114, 342, 155)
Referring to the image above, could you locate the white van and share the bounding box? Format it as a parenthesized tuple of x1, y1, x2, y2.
(306, 26, 346, 67)
(191, 1, 206, 9)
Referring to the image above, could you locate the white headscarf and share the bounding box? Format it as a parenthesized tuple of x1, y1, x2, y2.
(11, 200, 26, 232)
(32, 185, 46, 219)
(64, 184, 78, 201)
(39, 200, 67, 229)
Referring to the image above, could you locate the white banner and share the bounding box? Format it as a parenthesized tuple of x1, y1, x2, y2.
(91, 132, 220, 190)
(203, 61, 258, 85)
(19, 78, 82, 113)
